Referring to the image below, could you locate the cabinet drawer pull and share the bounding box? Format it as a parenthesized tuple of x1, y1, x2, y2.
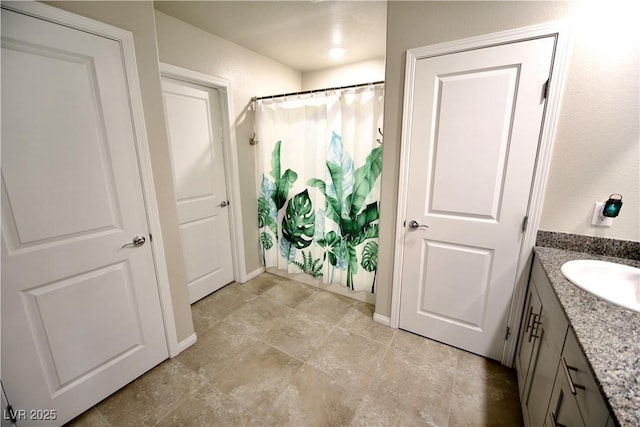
(528, 313, 541, 342)
(561, 357, 585, 395)
(524, 305, 534, 334)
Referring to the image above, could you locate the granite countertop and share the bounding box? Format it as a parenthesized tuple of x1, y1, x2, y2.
(534, 246, 640, 427)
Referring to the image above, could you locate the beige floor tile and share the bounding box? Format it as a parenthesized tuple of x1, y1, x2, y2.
(295, 289, 355, 324)
(369, 347, 456, 427)
(454, 351, 519, 394)
(338, 302, 396, 345)
(449, 351, 522, 427)
(95, 358, 206, 426)
(65, 408, 109, 427)
(448, 383, 523, 427)
(391, 329, 461, 370)
(262, 309, 335, 361)
(240, 273, 282, 296)
(307, 328, 387, 394)
(191, 283, 256, 334)
(350, 393, 436, 427)
(261, 278, 315, 308)
(225, 297, 292, 338)
(156, 384, 260, 427)
(211, 341, 303, 418)
(268, 364, 361, 426)
(71, 274, 524, 427)
(176, 319, 258, 380)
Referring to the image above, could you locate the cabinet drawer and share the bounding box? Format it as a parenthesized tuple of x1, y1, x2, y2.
(562, 329, 610, 426)
(547, 360, 586, 427)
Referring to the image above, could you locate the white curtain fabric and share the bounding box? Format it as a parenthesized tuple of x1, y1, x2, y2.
(255, 85, 384, 293)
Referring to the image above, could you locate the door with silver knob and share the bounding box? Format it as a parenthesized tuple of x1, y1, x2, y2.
(407, 220, 429, 230)
(397, 35, 557, 361)
(121, 235, 146, 248)
(1, 5, 168, 423)
(162, 78, 234, 303)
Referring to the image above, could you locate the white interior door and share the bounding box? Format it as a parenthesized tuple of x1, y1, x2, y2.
(162, 79, 234, 304)
(1, 7, 167, 424)
(398, 36, 556, 361)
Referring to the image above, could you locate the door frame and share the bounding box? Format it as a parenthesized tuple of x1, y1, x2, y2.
(160, 63, 247, 285)
(1, 2, 181, 357)
(390, 21, 570, 365)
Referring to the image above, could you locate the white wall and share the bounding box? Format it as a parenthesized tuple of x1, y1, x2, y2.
(154, 11, 302, 278)
(376, 1, 639, 318)
(538, 2, 639, 239)
(302, 59, 385, 91)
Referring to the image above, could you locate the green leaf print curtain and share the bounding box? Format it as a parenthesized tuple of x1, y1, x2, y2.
(255, 85, 384, 293)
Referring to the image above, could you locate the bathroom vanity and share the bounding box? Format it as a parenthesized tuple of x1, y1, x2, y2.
(516, 247, 640, 427)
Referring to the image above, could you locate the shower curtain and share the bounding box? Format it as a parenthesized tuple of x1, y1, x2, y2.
(255, 85, 383, 293)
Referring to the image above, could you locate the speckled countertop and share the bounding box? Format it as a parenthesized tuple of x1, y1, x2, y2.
(534, 246, 640, 427)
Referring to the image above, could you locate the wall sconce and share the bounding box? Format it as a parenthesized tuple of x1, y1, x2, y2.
(602, 194, 623, 218)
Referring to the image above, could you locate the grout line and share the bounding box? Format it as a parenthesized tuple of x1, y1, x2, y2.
(93, 407, 111, 427)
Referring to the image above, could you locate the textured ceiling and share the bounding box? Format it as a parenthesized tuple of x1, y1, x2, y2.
(153, 1, 387, 72)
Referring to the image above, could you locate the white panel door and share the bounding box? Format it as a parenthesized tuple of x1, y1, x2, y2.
(1, 8, 167, 425)
(399, 37, 556, 360)
(162, 79, 234, 303)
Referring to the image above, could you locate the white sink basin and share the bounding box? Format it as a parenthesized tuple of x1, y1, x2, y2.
(561, 260, 640, 313)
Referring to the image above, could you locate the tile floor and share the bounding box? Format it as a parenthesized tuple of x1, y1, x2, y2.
(67, 273, 523, 427)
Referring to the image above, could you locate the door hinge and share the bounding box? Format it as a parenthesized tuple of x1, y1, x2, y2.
(521, 216, 529, 233)
(505, 326, 511, 341)
(543, 78, 550, 100)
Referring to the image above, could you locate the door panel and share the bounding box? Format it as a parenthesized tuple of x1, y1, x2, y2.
(430, 67, 517, 219)
(162, 79, 234, 303)
(418, 241, 493, 330)
(399, 36, 556, 360)
(1, 8, 167, 424)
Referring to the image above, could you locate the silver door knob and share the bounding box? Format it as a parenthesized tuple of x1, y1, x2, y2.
(121, 235, 146, 248)
(219, 200, 229, 207)
(408, 220, 429, 230)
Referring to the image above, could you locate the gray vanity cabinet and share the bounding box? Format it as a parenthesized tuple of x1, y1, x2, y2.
(517, 259, 568, 426)
(517, 255, 615, 427)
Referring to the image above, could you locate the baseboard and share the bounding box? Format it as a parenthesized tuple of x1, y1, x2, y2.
(373, 313, 391, 326)
(173, 333, 197, 356)
(240, 267, 265, 283)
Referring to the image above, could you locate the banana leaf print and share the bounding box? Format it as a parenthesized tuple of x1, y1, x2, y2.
(270, 141, 298, 211)
(308, 133, 382, 290)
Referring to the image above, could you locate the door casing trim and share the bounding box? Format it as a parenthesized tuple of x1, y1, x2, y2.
(1, 1, 186, 359)
(390, 21, 571, 366)
(159, 63, 247, 286)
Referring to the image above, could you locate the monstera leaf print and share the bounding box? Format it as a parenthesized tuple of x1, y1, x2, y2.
(258, 141, 299, 264)
(282, 189, 315, 251)
(360, 241, 378, 272)
(260, 232, 273, 251)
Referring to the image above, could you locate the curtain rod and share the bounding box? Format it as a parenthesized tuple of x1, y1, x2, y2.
(251, 80, 384, 102)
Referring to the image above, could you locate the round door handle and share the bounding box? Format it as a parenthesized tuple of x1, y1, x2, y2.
(219, 200, 229, 207)
(121, 235, 146, 248)
(408, 220, 429, 230)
